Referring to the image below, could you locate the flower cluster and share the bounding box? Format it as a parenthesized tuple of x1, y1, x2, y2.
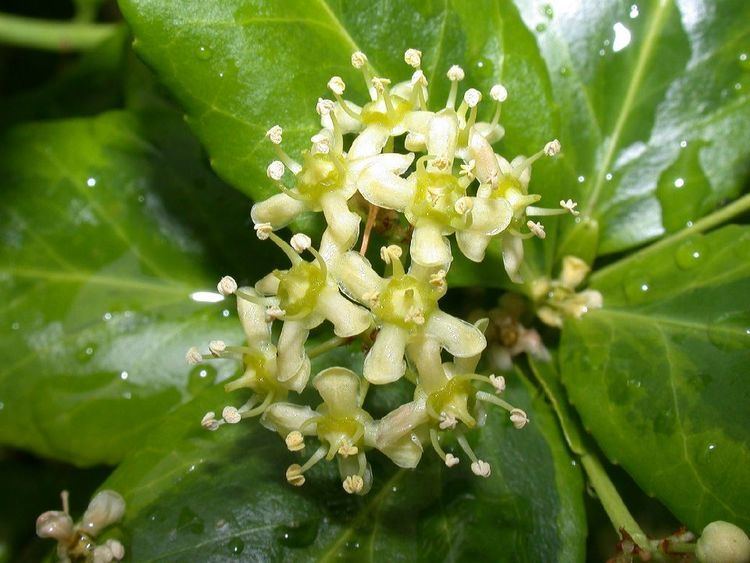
(36, 490, 126, 563)
(188, 49, 587, 495)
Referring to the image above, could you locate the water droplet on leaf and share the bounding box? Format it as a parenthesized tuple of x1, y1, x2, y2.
(674, 237, 705, 270)
(228, 537, 244, 555)
(276, 519, 320, 548)
(707, 311, 750, 351)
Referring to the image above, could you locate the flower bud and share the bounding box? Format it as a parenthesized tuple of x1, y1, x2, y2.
(696, 521, 750, 563)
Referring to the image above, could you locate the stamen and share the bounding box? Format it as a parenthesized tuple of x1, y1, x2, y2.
(489, 84, 508, 127)
(317, 98, 344, 154)
(185, 347, 203, 365)
(404, 48, 422, 69)
(410, 70, 428, 110)
(439, 411, 458, 430)
(301, 444, 328, 473)
(265, 305, 286, 322)
(463, 89, 481, 134)
(471, 459, 491, 478)
(217, 275, 238, 296)
(526, 206, 568, 217)
(343, 474, 364, 494)
(445, 453, 460, 467)
(372, 77, 395, 117)
(266, 125, 301, 173)
(209, 340, 227, 357)
(380, 245, 405, 277)
(489, 374, 506, 394)
(510, 408, 529, 429)
(338, 444, 358, 457)
(239, 392, 275, 418)
(527, 221, 546, 239)
(61, 490, 70, 515)
(222, 405, 242, 424)
(266, 160, 285, 181)
(446, 65, 464, 109)
(310, 133, 330, 155)
(513, 139, 561, 175)
(429, 427, 448, 461)
(560, 199, 580, 216)
(285, 431, 305, 451)
(351, 51, 376, 100)
(459, 159, 476, 182)
(306, 245, 329, 280)
(357, 451, 367, 476)
(267, 232, 304, 265)
(456, 431, 479, 463)
(286, 464, 305, 486)
(202, 411, 220, 431)
(254, 222, 273, 240)
(290, 233, 312, 253)
(327, 76, 345, 96)
(429, 269, 447, 291)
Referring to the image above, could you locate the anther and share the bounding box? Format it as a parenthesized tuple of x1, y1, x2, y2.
(327, 76, 346, 96)
(185, 347, 203, 365)
(510, 408, 529, 429)
(316, 98, 336, 116)
(209, 340, 226, 357)
(439, 411, 458, 430)
(285, 431, 305, 452)
(265, 306, 286, 322)
(489, 374, 506, 394)
(404, 48, 422, 68)
(544, 139, 561, 156)
(490, 84, 508, 102)
(201, 411, 220, 431)
(266, 160, 285, 181)
(454, 196, 474, 215)
(527, 221, 546, 239)
(351, 51, 368, 69)
(460, 160, 476, 181)
(446, 65, 465, 109)
(463, 88, 482, 108)
(380, 244, 403, 265)
(217, 275, 237, 296)
(560, 199, 580, 215)
(286, 464, 305, 486)
(254, 222, 273, 240)
(471, 459, 491, 477)
(290, 233, 312, 253)
(444, 453, 460, 467)
(429, 269, 447, 289)
(222, 406, 241, 424)
(338, 444, 359, 457)
(343, 475, 364, 494)
(266, 125, 283, 145)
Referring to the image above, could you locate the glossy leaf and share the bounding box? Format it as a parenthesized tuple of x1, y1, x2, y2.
(103, 369, 585, 561)
(559, 225, 750, 531)
(0, 110, 275, 465)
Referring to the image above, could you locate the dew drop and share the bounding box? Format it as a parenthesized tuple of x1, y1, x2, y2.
(652, 409, 676, 434)
(577, 175, 585, 183)
(177, 507, 205, 534)
(535, 22, 547, 32)
(605, 172, 613, 181)
(197, 46, 212, 61)
(472, 57, 494, 80)
(86, 177, 97, 188)
(222, 309, 231, 318)
(598, 49, 606, 56)
(276, 519, 320, 548)
(76, 343, 97, 363)
(673, 177, 685, 188)
(674, 237, 705, 270)
(228, 537, 245, 556)
(706, 311, 750, 351)
(629, 4, 639, 18)
(11, 322, 19, 330)
(559, 65, 570, 77)
(698, 443, 717, 466)
(120, 371, 129, 381)
(739, 52, 750, 71)
(542, 4, 554, 18)
(624, 274, 651, 303)
(188, 364, 217, 394)
(103, 312, 113, 321)
(679, 140, 687, 148)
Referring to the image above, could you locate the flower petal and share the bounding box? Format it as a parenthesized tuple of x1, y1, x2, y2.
(426, 109, 458, 162)
(237, 288, 271, 344)
(410, 220, 452, 268)
(357, 163, 415, 211)
(321, 102, 363, 134)
(80, 490, 125, 536)
(502, 233, 524, 283)
(250, 193, 308, 229)
(317, 285, 371, 337)
(375, 398, 429, 449)
(333, 251, 386, 304)
(276, 320, 309, 382)
(348, 123, 389, 159)
(474, 121, 505, 144)
(313, 367, 361, 414)
(424, 310, 487, 358)
(468, 197, 512, 235)
(468, 130, 500, 186)
(456, 230, 491, 262)
(261, 402, 318, 436)
(379, 432, 423, 469)
(320, 191, 360, 249)
(363, 324, 407, 384)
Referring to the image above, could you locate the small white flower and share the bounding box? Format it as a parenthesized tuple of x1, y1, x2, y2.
(222, 406, 242, 424)
(290, 233, 312, 253)
(444, 453, 460, 467)
(254, 222, 273, 240)
(527, 220, 546, 239)
(471, 459, 491, 477)
(327, 76, 346, 96)
(266, 160, 285, 181)
(316, 97, 335, 116)
(343, 475, 364, 494)
(201, 411, 220, 431)
(439, 411, 458, 430)
(489, 374, 506, 394)
(286, 464, 305, 486)
(266, 125, 283, 144)
(459, 159, 476, 181)
(454, 196, 474, 215)
(351, 51, 368, 69)
(285, 430, 305, 451)
(404, 48, 422, 68)
(510, 408, 529, 429)
(543, 139, 561, 156)
(490, 84, 508, 102)
(265, 305, 286, 321)
(463, 88, 482, 108)
(185, 346, 202, 365)
(559, 199, 580, 216)
(217, 275, 238, 296)
(447, 65, 465, 81)
(208, 340, 226, 356)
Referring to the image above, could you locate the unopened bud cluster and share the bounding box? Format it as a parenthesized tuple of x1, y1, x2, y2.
(187, 49, 590, 495)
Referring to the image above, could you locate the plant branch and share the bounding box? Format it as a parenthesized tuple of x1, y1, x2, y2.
(0, 12, 118, 51)
(593, 192, 750, 283)
(307, 336, 349, 359)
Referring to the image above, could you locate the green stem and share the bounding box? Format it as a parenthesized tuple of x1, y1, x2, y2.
(307, 336, 348, 359)
(579, 454, 652, 554)
(593, 192, 750, 283)
(0, 12, 118, 51)
(665, 541, 696, 554)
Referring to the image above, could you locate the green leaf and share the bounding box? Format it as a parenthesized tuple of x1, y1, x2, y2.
(559, 224, 750, 531)
(0, 110, 275, 465)
(103, 370, 585, 561)
(522, 0, 750, 255)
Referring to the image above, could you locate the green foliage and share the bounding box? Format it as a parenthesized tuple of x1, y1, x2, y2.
(0, 0, 749, 560)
